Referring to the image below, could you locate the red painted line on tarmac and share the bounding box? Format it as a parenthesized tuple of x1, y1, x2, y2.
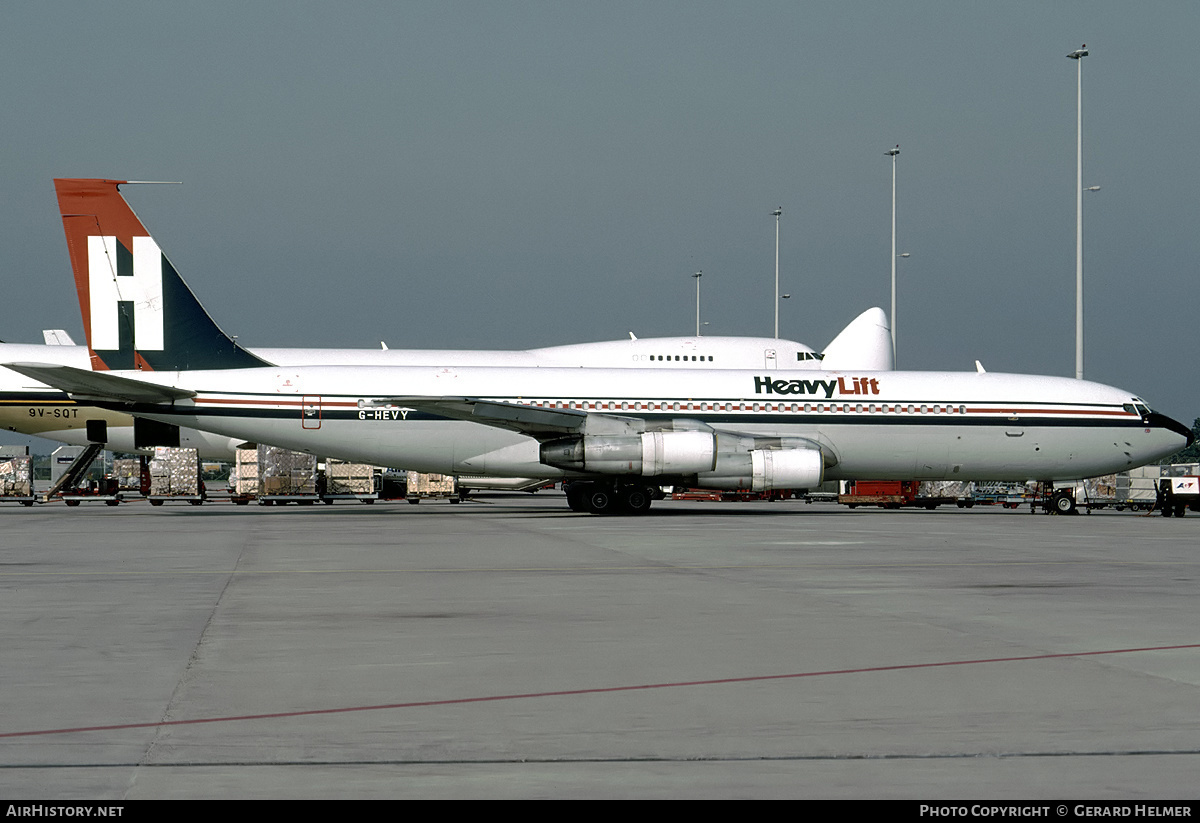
(4, 643, 1196, 739)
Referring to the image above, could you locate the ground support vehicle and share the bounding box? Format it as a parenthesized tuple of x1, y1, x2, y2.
(838, 480, 920, 509)
(1030, 475, 1118, 515)
(60, 477, 121, 507)
(969, 482, 1031, 509)
(46, 444, 121, 506)
(670, 488, 724, 502)
(671, 487, 800, 502)
(836, 480, 977, 511)
(1157, 476, 1200, 518)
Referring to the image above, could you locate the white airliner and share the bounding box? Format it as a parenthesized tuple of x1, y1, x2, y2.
(8, 177, 1186, 515)
(5, 360, 1190, 514)
(0, 178, 891, 455)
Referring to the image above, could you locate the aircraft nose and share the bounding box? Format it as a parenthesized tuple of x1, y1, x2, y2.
(1148, 412, 1194, 448)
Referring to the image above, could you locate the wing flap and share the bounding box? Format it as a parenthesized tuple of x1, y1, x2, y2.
(377, 396, 643, 438)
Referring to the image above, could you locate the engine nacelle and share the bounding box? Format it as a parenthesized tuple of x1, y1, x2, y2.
(541, 431, 717, 476)
(695, 448, 824, 491)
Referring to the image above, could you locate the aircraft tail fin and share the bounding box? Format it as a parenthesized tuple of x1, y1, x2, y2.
(821, 307, 894, 370)
(54, 178, 270, 371)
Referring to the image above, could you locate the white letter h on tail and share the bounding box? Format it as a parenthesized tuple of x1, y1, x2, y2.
(88, 236, 164, 351)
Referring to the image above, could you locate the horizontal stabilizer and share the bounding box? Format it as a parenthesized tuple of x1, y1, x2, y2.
(42, 330, 77, 346)
(2, 362, 195, 405)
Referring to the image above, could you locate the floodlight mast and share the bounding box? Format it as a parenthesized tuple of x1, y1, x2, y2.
(1068, 45, 1089, 379)
(772, 207, 783, 338)
(885, 145, 900, 365)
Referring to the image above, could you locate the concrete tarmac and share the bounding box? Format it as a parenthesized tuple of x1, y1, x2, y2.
(1, 495, 1197, 799)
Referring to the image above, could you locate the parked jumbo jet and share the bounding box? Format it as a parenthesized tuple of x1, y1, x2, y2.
(0, 179, 891, 456)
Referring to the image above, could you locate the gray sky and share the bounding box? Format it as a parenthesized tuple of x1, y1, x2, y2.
(2, 1, 1198, 425)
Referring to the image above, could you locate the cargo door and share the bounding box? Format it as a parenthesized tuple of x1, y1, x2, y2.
(302, 396, 322, 429)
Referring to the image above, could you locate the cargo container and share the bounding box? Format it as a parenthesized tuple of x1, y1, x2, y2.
(258, 445, 319, 505)
(405, 471, 459, 504)
(0, 454, 35, 506)
(321, 459, 377, 504)
(147, 447, 204, 505)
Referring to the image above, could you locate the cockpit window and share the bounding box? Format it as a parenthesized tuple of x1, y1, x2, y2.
(1135, 403, 1151, 417)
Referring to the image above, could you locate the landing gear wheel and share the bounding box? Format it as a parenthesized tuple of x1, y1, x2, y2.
(586, 487, 616, 514)
(1052, 492, 1077, 515)
(619, 485, 653, 515)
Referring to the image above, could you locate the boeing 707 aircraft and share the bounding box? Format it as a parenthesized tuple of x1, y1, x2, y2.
(6, 360, 1188, 514)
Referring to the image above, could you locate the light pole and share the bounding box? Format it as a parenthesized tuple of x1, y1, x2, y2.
(772, 207, 783, 339)
(692, 271, 703, 336)
(1068, 44, 1088, 379)
(885, 145, 900, 364)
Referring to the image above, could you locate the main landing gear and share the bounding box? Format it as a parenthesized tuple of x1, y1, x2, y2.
(565, 481, 655, 515)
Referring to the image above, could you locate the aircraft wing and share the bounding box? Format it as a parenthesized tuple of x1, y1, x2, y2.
(378, 396, 647, 439)
(2, 362, 195, 405)
(380, 395, 835, 474)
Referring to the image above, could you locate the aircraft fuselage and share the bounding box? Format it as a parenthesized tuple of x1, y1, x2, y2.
(56, 364, 1188, 484)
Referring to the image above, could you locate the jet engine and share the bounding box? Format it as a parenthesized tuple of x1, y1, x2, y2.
(540, 431, 717, 476)
(694, 448, 824, 491)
